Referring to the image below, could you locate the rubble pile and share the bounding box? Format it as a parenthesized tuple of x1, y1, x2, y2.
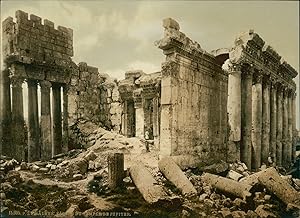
(1, 124, 300, 217)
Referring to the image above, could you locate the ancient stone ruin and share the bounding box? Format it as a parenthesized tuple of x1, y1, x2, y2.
(0, 11, 298, 170)
(1, 10, 300, 218)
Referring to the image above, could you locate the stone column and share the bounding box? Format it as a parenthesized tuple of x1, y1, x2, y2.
(241, 64, 253, 169)
(269, 78, 277, 163)
(292, 92, 297, 161)
(227, 64, 242, 161)
(134, 98, 144, 139)
(282, 87, 289, 166)
(62, 85, 69, 153)
(0, 68, 12, 157)
(11, 76, 26, 161)
(52, 83, 62, 156)
(152, 96, 160, 149)
(287, 89, 293, 164)
(261, 77, 270, 164)
(40, 81, 52, 161)
(27, 80, 40, 162)
(251, 72, 262, 170)
(276, 85, 283, 166)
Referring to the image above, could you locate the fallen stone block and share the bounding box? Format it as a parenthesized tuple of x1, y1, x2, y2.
(227, 170, 243, 181)
(84, 151, 97, 161)
(258, 167, 300, 209)
(254, 205, 276, 218)
(158, 157, 197, 196)
(201, 173, 252, 200)
(73, 174, 83, 181)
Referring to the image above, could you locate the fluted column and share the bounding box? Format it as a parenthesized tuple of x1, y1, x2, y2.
(62, 85, 69, 153)
(40, 81, 52, 161)
(269, 78, 277, 163)
(11, 76, 26, 161)
(251, 72, 262, 170)
(241, 64, 253, 169)
(287, 89, 293, 164)
(28, 80, 40, 162)
(276, 85, 283, 166)
(0, 68, 12, 157)
(292, 92, 297, 161)
(52, 83, 62, 156)
(282, 87, 289, 166)
(261, 76, 270, 165)
(134, 97, 144, 139)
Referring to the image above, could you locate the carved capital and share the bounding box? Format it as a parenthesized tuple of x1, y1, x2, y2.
(253, 72, 263, 84)
(228, 63, 243, 72)
(10, 76, 24, 88)
(241, 63, 254, 78)
(40, 80, 52, 90)
(270, 76, 278, 89)
(262, 75, 271, 86)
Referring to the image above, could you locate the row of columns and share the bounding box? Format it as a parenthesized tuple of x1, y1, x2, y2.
(0, 72, 69, 162)
(230, 64, 296, 170)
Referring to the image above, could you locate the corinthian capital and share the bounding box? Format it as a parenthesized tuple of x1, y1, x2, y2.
(39, 80, 52, 90)
(10, 76, 24, 88)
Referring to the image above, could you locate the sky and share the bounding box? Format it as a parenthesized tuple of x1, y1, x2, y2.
(1, 0, 299, 127)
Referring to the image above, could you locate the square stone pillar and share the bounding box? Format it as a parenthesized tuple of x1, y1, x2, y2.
(52, 83, 62, 156)
(40, 81, 52, 161)
(276, 85, 283, 166)
(241, 65, 253, 169)
(152, 97, 160, 149)
(27, 80, 40, 162)
(0, 68, 12, 157)
(11, 76, 26, 161)
(282, 87, 289, 166)
(261, 77, 270, 165)
(269, 78, 277, 163)
(62, 85, 69, 153)
(251, 72, 262, 170)
(134, 99, 144, 139)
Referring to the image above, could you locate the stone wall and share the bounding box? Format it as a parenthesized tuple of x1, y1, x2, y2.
(156, 18, 228, 166)
(68, 62, 122, 133)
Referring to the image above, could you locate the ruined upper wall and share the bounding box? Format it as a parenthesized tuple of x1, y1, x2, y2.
(2, 10, 75, 83)
(228, 30, 297, 91)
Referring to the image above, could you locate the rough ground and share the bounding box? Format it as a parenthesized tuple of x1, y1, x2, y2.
(1, 122, 300, 217)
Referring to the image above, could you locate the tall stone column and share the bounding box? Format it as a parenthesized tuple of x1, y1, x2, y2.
(11, 76, 26, 161)
(261, 77, 270, 164)
(269, 78, 277, 163)
(40, 81, 52, 161)
(152, 96, 160, 149)
(241, 64, 253, 169)
(227, 64, 241, 161)
(52, 83, 62, 156)
(27, 80, 40, 162)
(134, 98, 144, 139)
(251, 72, 262, 170)
(287, 89, 293, 164)
(63, 85, 69, 153)
(292, 92, 297, 161)
(276, 85, 283, 166)
(282, 87, 289, 166)
(0, 68, 12, 157)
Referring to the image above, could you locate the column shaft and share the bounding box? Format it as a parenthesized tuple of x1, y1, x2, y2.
(270, 82, 277, 163)
(276, 86, 283, 166)
(241, 67, 253, 169)
(135, 99, 144, 139)
(282, 89, 289, 166)
(292, 93, 297, 161)
(11, 77, 26, 161)
(251, 74, 262, 170)
(40, 81, 52, 161)
(287, 91, 293, 164)
(261, 78, 270, 164)
(0, 69, 12, 157)
(63, 85, 69, 153)
(28, 80, 40, 162)
(52, 83, 62, 155)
